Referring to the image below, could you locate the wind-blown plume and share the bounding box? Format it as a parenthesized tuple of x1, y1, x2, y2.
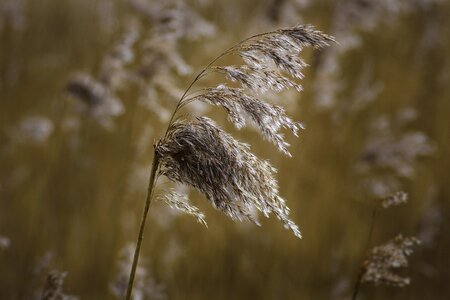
(361, 235, 421, 287)
(156, 117, 301, 237)
(187, 85, 304, 156)
(125, 23, 334, 299)
(152, 24, 334, 237)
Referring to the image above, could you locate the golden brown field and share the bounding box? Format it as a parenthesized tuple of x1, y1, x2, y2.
(1, 0, 449, 299)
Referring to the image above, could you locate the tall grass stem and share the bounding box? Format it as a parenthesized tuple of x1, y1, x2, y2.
(125, 154, 160, 300)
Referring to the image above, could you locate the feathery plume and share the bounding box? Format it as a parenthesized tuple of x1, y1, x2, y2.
(66, 74, 125, 129)
(40, 270, 78, 300)
(152, 24, 334, 237)
(156, 117, 301, 238)
(125, 23, 334, 300)
(211, 65, 302, 94)
(187, 85, 304, 156)
(361, 235, 421, 287)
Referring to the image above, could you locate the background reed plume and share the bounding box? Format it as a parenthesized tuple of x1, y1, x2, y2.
(126, 24, 335, 298)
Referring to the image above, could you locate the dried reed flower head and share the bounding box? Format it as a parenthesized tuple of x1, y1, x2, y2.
(381, 191, 408, 208)
(64, 19, 140, 130)
(356, 112, 435, 200)
(40, 270, 78, 300)
(156, 117, 301, 237)
(361, 235, 421, 287)
(153, 24, 334, 238)
(66, 74, 113, 107)
(66, 74, 125, 129)
(189, 85, 304, 156)
(237, 25, 334, 79)
(361, 130, 435, 179)
(130, 0, 215, 41)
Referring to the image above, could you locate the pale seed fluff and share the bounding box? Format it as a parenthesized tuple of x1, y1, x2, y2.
(212, 65, 303, 94)
(156, 117, 301, 238)
(361, 235, 421, 287)
(190, 85, 304, 156)
(158, 190, 207, 227)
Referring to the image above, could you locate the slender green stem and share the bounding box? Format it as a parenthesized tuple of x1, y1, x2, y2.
(125, 153, 160, 300)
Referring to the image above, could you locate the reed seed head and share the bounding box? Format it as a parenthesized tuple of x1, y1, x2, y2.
(156, 24, 335, 238)
(156, 117, 301, 238)
(361, 235, 421, 287)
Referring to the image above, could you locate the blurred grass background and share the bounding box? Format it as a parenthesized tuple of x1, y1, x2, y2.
(1, 0, 449, 299)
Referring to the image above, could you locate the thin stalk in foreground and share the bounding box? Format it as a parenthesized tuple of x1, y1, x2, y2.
(125, 154, 160, 300)
(351, 206, 378, 300)
(123, 26, 334, 299)
(124, 42, 235, 300)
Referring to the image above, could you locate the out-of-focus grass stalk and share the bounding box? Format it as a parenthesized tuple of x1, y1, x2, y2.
(351, 205, 378, 300)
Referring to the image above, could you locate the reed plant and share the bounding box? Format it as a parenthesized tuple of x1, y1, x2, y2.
(125, 25, 335, 299)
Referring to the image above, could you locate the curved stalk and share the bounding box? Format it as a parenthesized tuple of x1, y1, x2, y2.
(125, 154, 160, 300)
(164, 30, 277, 136)
(125, 29, 279, 300)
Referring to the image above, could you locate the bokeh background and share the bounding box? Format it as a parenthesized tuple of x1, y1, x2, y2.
(1, 0, 449, 299)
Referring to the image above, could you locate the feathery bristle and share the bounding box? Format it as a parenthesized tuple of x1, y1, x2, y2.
(361, 235, 421, 287)
(156, 117, 301, 238)
(212, 65, 303, 93)
(159, 190, 207, 227)
(152, 25, 335, 237)
(188, 85, 303, 156)
(237, 24, 335, 79)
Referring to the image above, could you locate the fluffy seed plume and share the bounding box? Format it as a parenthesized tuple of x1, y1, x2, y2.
(187, 85, 304, 156)
(361, 235, 421, 287)
(173, 25, 334, 156)
(156, 117, 301, 238)
(211, 65, 303, 94)
(151, 24, 335, 237)
(237, 25, 335, 79)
